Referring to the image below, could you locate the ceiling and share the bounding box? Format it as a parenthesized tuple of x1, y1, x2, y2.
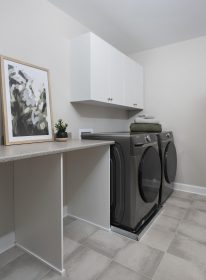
(49, 0, 206, 54)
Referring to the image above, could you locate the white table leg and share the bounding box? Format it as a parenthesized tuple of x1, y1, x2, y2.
(14, 153, 64, 274)
(64, 146, 110, 230)
(0, 162, 14, 252)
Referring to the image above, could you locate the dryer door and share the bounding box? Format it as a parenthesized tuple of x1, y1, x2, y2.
(164, 142, 177, 183)
(138, 146, 161, 203)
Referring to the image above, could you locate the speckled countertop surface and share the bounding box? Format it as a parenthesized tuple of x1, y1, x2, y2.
(0, 139, 114, 163)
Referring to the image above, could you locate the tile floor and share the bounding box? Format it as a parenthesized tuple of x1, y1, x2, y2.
(0, 190, 206, 280)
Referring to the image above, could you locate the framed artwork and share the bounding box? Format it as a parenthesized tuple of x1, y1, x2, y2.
(0, 56, 53, 145)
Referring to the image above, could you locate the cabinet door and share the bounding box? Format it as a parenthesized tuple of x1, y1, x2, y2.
(109, 47, 125, 106)
(90, 34, 110, 103)
(136, 63, 144, 109)
(124, 57, 144, 109)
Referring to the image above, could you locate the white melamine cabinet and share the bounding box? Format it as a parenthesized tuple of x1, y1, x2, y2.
(70, 32, 143, 110)
(109, 46, 125, 106)
(90, 34, 110, 103)
(124, 57, 144, 109)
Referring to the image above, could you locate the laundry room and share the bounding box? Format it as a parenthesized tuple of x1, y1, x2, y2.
(0, 1, 206, 280)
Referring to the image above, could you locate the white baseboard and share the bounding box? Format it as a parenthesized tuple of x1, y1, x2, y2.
(63, 206, 110, 231)
(0, 232, 15, 254)
(174, 182, 206, 196)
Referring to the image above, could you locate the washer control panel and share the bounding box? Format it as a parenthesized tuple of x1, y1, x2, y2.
(145, 135, 151, 143)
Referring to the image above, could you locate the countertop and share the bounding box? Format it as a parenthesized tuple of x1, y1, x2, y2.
(0, 139, 114, 163)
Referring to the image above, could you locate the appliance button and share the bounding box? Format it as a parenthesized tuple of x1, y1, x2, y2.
(145, 135, 151, 142)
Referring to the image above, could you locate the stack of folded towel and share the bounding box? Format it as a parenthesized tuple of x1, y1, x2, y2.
(130, 114, 162, 133)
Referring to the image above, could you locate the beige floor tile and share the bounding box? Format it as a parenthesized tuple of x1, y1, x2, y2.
(97, 261, 150, 280)
(166, 196, 192, 209)
(63, 237, 80, 261)
(152, 214, 180, 232)
(177, 221, 206, 244)
(192, 194, 206, 202)
(162, 204, 187, 220)
(64, 246, 110, 280)
(141, 227, 175, 251)
(0, 246, 24, 270)
(3, 211, 206, 280)
(171, 191, 206, 202)
(114, 240, 163, 278)
(191, 200, 206, 212)
(83, 229, 129, 258)
(63, 216, 76, 226)
(153, 253, 206, 280)
(0, 253, 50, 280)
(64, 219, 99, 243)
(184, 208, 206, 228)
(171, 190, 194, 200)
(40, 270, 68, 280)
(168, 234, 206, 268)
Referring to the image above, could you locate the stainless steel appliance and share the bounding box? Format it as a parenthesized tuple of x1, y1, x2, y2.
(82, 132, 161, 238)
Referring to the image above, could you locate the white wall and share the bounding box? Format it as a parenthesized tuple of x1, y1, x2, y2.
(131, 36, 206, 187)
(0, 0, 129, 240)
(0, 0, 129, 141)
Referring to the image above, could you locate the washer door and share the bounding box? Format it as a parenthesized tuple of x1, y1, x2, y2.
(138, 146, 161, 203)
(164, 142, 177, 183)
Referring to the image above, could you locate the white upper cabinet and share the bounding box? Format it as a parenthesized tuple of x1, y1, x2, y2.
(109, 46, 125, 106)
(136, 63, 144, 109)
(124, 57, 144, 109)
(90, 34, 110, 103)
(70, 32, 144, 110)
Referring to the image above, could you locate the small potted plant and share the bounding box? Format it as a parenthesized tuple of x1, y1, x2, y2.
(54, 119, 69, 142)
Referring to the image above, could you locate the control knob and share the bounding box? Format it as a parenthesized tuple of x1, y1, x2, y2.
(145, 135, 151, 142)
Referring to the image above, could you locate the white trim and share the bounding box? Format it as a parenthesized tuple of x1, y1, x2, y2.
(63, 206, 110, 231)
(0, 232, 15, 254)
(69, 214, 111, 231)
(16, 243, 65, 275)
(60, 153, 64, 272)
(174, 182, 206, 196)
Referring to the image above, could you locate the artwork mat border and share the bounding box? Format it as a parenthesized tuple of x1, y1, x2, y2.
(0, 55, 54, 145)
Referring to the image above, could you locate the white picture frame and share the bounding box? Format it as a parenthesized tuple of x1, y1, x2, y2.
(0, 56, 54, 145)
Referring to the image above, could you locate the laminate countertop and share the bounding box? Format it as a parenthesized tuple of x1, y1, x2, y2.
(0, 139, 114, 163)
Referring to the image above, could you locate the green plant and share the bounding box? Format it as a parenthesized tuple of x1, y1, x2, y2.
(54, 119, 68, 133)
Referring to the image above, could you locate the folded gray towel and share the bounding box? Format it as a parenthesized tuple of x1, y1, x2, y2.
(134, 117, 160, 124)
(130, 123, 162, 133)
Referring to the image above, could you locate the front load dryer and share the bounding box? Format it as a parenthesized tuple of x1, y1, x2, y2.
(157, 131, 177, 205)
(82, 132, 161, 236)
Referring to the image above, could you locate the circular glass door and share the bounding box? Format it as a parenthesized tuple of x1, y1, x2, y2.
(138, 147, 161, 202)
(164, 142, 177, 183)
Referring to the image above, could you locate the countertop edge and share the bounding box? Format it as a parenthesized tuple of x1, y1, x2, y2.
(0, 140, 115, 163)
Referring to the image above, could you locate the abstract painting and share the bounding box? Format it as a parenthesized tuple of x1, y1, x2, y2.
(0, 56, 53, 145)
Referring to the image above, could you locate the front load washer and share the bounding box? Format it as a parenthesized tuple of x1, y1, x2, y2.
(82, 132, 161, 237)
(157, 131, 177, 205)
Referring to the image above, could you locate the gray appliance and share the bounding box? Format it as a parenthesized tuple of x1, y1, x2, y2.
(157, 132, 177, 205)
(82, 132, 161, 237)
